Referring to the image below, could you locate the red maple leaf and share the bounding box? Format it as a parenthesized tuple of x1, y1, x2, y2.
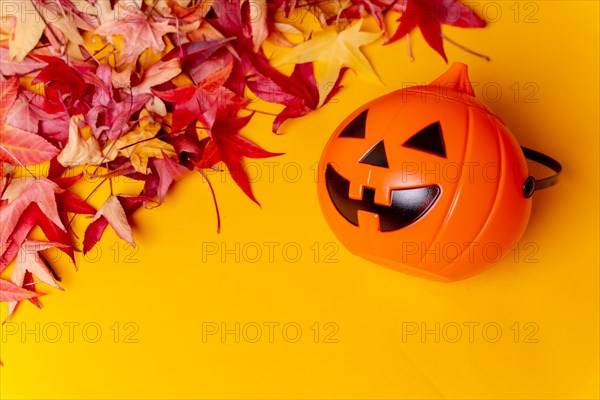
(94, 2, 176, 65)
(388, 0, 486, 61)
(152, 65, 248, 132)
(7, 240, 67, 316)
(21, 271, 41, 308)
(0, 278, 39, 303)
(162, 38, 233, 80)
(196, 115, 282, 204)
(207, 0, 252, 41)
(83, 195, 153, 253)
(1, 203, 73, 268)
(0, 77, 59, 165)
(143, 152, 190, 203)
(0, 176, 95, 269)
(335, 0, 407, 36)
(246, 57, 345, 132)
(6, 86, 70, 145)
(168, 0, 213, 24)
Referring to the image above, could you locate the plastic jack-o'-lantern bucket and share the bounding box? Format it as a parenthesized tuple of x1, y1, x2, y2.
(317, 63, 561, 281)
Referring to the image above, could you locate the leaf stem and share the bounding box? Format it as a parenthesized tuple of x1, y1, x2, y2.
(0, 145, 37, 178)
(406, 33, 414, 61)
(29, 0, 64, 47)
(161, 123, 209, 134)
(197, 170, 221, 234)
(243, 108, 278, 117)
(81, 176, 107, 204)
(117, 131, 174, 151)
(86, 164, 132, 179)
(82, 43, 111, 64)
(441, 34, 490, 61)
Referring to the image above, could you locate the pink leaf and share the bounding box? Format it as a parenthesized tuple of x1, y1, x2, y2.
(151, 153, 189, 202)
(83, 217, 109, 254)
(0, 77, 59, 166)
(0, 177, 65, 263)
(0, 279, 39, 303)
(95, 4, 177, 65)
(91, 196, 135, 246)
(7, 239, 66, 316)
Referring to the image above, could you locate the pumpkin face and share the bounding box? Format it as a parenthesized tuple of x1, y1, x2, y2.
(317, 63, 532, 281)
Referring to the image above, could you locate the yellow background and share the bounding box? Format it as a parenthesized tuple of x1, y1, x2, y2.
(1, 1, 599, 398)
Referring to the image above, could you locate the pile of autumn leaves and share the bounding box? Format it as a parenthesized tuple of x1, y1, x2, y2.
(0, 0, 486, 316)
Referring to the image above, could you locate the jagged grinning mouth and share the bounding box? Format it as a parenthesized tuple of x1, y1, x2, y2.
(325, 164, 441, 232)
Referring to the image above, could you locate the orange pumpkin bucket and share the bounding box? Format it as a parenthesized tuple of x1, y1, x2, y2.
(317, 63, 561, 281)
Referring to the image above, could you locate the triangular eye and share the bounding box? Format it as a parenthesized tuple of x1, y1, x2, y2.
(339, 109, 368, 138)
(403, 122, 447, 158)
(360, 140, 389, 168)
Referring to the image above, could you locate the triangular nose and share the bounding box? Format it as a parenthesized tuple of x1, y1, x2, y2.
(360, 140, 389, 168)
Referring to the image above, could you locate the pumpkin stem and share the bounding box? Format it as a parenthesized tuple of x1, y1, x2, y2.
(430, 62, 475, 97)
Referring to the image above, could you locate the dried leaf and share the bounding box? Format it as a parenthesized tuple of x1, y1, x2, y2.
(58, 115, 104, 167)
(0, 279, 39, 303)
(103, 110, 176, 173)
(0, 77, 59, 166)
(90, 196, 135, 246)
(274, 20, 381, 105)
(6, 240, 67, 316)
(388, 0, 486, 61)
(95, 2, 177, 64)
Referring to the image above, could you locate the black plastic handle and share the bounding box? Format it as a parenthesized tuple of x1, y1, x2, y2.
(521, 146, 562, 197)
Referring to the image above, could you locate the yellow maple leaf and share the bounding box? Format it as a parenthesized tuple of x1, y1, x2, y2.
(3, 0, 89, 62)
(248, 0, 268, 52)
(103, 110, 176, 173)
(274, 20, 382, 106)
(3, 1, 46, 62)
(58, 115, 104, 167)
